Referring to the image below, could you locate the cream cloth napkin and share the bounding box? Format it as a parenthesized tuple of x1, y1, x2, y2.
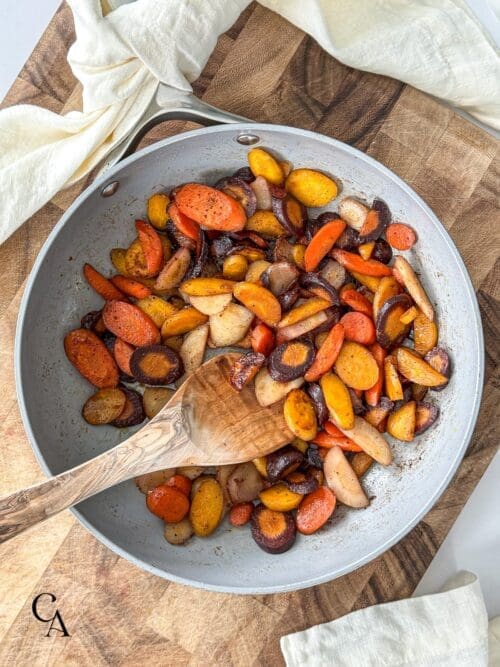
(0, 0, 498, 245)
(281, 572, 500, 666)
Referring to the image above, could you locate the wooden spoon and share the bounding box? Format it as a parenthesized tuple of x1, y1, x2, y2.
(0, 353, 293, 543)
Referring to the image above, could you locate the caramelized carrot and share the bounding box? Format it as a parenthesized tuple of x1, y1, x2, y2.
(251, 322, 275, 356)
(365, 343, 386, 407)
(296, 486, 336, 535)
(136, 220, 163, 276)
(304, 219, 346, 272)
(64, 328, 119, 388)
(146, 485, 190, 523)
(312, 431, 363, 452)
(113, 337, 135, 376)
(229, 502, 254, 526)
(110, 275, 151, 299)
(340, 288, 373, 317)
(169, 202, 200, 242)
(175, 183, 246, 231)
(385, 223, 417, 250)
(304, 322, 344, 382)
(324, 421, 344, 437)
(331, 249, 392, 277)
(83, 263, 124, 301)
(166, 474, 192, 497)
(103, 300, 160, 346)
(340, 312, 376, 345)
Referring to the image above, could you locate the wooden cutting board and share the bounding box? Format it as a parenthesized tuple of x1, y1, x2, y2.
(0, 3, 498, 665)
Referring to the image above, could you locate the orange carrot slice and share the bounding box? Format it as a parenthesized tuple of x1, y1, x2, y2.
(385, 223, 417, 250)
(340, 288, 373, 317)
(304, 219, 346, 272)
(251, 322, 275, 356)
(324, 421, 344, 437)
(296, 486, 336, 535)
(64, 328, 119, 388)
(365, 343, 386, 407)
(169, 202, 200, 241)
(83, 263, 124, 301)
(136, 219, 163, 276)
(340, 312, 376, 345)
(229, 502, 254, 526)
(331, 249, 392, 277)
(166, 474, 192, 497)
(146, 485, 190, 523)
(103, 300, 160, 346)
(110, 275, 151, 299)
(175, 183, 246, 231)
(113, 337, 135, 376)
(312, 431, 362, 452)
(304, 322, 344, 382)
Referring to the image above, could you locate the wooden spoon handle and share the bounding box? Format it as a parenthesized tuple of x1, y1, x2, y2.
(0, 409, 193, 543)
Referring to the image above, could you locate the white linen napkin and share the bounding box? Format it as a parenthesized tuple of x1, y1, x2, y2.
(281, 571, 500, 666)
(0, 0, 498, 246)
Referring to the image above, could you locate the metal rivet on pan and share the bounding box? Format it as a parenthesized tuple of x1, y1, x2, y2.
(101, 181, 119, 197)
(236, 133, 260, 146)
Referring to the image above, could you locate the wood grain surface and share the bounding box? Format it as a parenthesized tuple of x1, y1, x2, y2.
(0, 3, 498, 665)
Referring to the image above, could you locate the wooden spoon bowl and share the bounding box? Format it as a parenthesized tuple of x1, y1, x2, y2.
(0, 353, 293, 543)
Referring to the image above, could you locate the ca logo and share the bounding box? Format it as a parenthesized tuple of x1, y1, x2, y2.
(32, 593, 70, 637)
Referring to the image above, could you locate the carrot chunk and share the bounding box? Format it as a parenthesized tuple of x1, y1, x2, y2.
(340, 288, 373, 317)
(146, 485, 190, 523)
(64, 328, 119, 388)
(385, 223, 417, 250)
(113, 337, 135, 376)
(304, 219, 346, 272)
(169, 202, 200, 241)
(331, 249, 392, 277)
(83, 263, 124, 301)
(312, 431, 363, 452)
(251, 322, 275, 356)
(166, 474, 192, 497)
(175, 183, 247, 231)
(296, 486, 336, 535)
(304, 322, 344, 382)
(229, 502, 254, 526)
(340, 312, 376, 345)
(103, 300, 160, 346)
(110, 275, 152, 299)
(136, 220, 163, 276)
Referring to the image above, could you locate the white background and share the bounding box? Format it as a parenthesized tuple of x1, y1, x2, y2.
(0, 0, 498, 616)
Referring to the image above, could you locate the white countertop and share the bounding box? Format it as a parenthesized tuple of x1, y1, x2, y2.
(0, 0, 498, 616)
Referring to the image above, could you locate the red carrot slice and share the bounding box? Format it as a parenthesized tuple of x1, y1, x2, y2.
(64, 328, 119, 388)
(229, 502, 254, 526)
(169, 202, 200, 242)
(251, 322, 275, 356)
(385, 223, 417, 250)
(296, 486, 336, 535)
(304, 219, 346, 272)
(340, 312, 376, 345)
(365, 342, 386, 407)
(136, 219, 163, 276)
(340, 288, 373, 317)
(113, 337, 135, 376)
(304, 322, 344, 382)
(166, 474, 192, 497)
(312, 431, 363, 452)
(146, 485, 190, 523)
(83, 263, 124, 301)
(331, 249, 392, 277)
(110, 275, 152, 299)
(175, 183, 247, 231)
(103, 300, 160, 346)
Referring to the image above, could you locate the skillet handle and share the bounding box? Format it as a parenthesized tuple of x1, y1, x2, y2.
(98, 86, 252, 176)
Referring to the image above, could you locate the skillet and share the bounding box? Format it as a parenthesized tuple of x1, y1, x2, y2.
(14, 87, 483, 593)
